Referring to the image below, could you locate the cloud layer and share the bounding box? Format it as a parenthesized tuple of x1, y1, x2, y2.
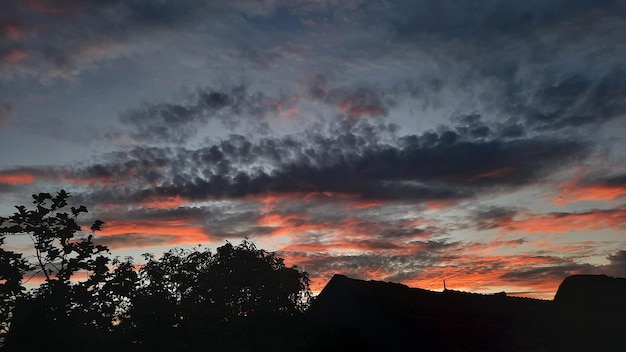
(2, 0, 626, 299)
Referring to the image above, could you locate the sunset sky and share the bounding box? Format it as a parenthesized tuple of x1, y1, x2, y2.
(1, 0, 626, 299)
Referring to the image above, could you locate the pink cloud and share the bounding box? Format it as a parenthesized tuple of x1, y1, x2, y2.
(0, 171, 35, 185)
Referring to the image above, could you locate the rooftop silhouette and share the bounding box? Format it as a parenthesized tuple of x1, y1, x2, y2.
(292, 273, 626, 351)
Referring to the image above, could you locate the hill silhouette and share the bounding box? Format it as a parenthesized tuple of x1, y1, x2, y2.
(289, 274, 626, 352)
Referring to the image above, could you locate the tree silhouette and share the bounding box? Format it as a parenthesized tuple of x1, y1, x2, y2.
(0, 190, 116, 350)
(128, 240, 312, 351)
(0, 236, 30, 344)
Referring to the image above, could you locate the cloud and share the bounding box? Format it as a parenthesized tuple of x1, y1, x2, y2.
(510, 68, 626, 132)
(95, 207, 215, 250)
(554, 172, 626, 205)
(279, 238, 459, 288)
(0, 1, 227, 80)
(0, 166, 61, 185)
(3, 0, 624, 301)
(0, 171, 34, 185)
(605, 250, 626, 278)
(120, 86, 299, 143)
(394, 0, 626, 61)
(0, 0, 374, 81)
(471, 206, 519, 231)
(475, 206, 626, 234)
(307, 74, 394, 119)
(0, 103, 12, 127)
(499, 262, 597, 283)
(74, 116, 589, 208)
(279, 233, 597, 297)
(387, 0, 626, 136)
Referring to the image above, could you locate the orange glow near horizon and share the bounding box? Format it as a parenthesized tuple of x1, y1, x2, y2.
(302, 253, 576, 300)
(277, 226, 607, 300)
(299, 258, 564, 300)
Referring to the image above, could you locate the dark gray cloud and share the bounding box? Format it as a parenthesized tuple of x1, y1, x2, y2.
(509, 68, 626, 131)
(72, 116, 589, 208)
(499, 261, 597, 282)
(471, 206, 519, 231)
(394, 0, 626, 65)
(394, 0, 626, 44)
(577, 171, 626, 189)
(388, 0, 626, 135)
(600, 174, 626, 187)
(67, 146, 174, 185)
(120, 86, 299, 143)
(605, 250, 626, 278)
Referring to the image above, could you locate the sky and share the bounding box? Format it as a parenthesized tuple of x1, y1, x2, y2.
(1, 0, 626, 299)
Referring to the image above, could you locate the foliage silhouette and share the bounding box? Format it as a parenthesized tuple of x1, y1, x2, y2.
(0, 191, 117, 350)
(0, 236, 30, 341)
(127, 240, 312, 351)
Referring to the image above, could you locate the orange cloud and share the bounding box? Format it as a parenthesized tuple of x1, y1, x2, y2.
(415, 255, 568, 298)
(6, 48, 27, 62)
(0, 172, 35, 185)
(425, 200, 458, 210)
(138, 195, 186, 209)
(480, 207, 626, 235)
(347, 106, 386, 119)
(337, 97, 387, 119)
(402, 262, 567, 300)
(468, 166, 516, 181)
(99, 219, 212, 250)
(279, 107, 299, 119)
(349, 199, 387, 209)
(554, 179, 626, 205)
(250, 192, 309, 212)
(3, 24, 25, 40)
